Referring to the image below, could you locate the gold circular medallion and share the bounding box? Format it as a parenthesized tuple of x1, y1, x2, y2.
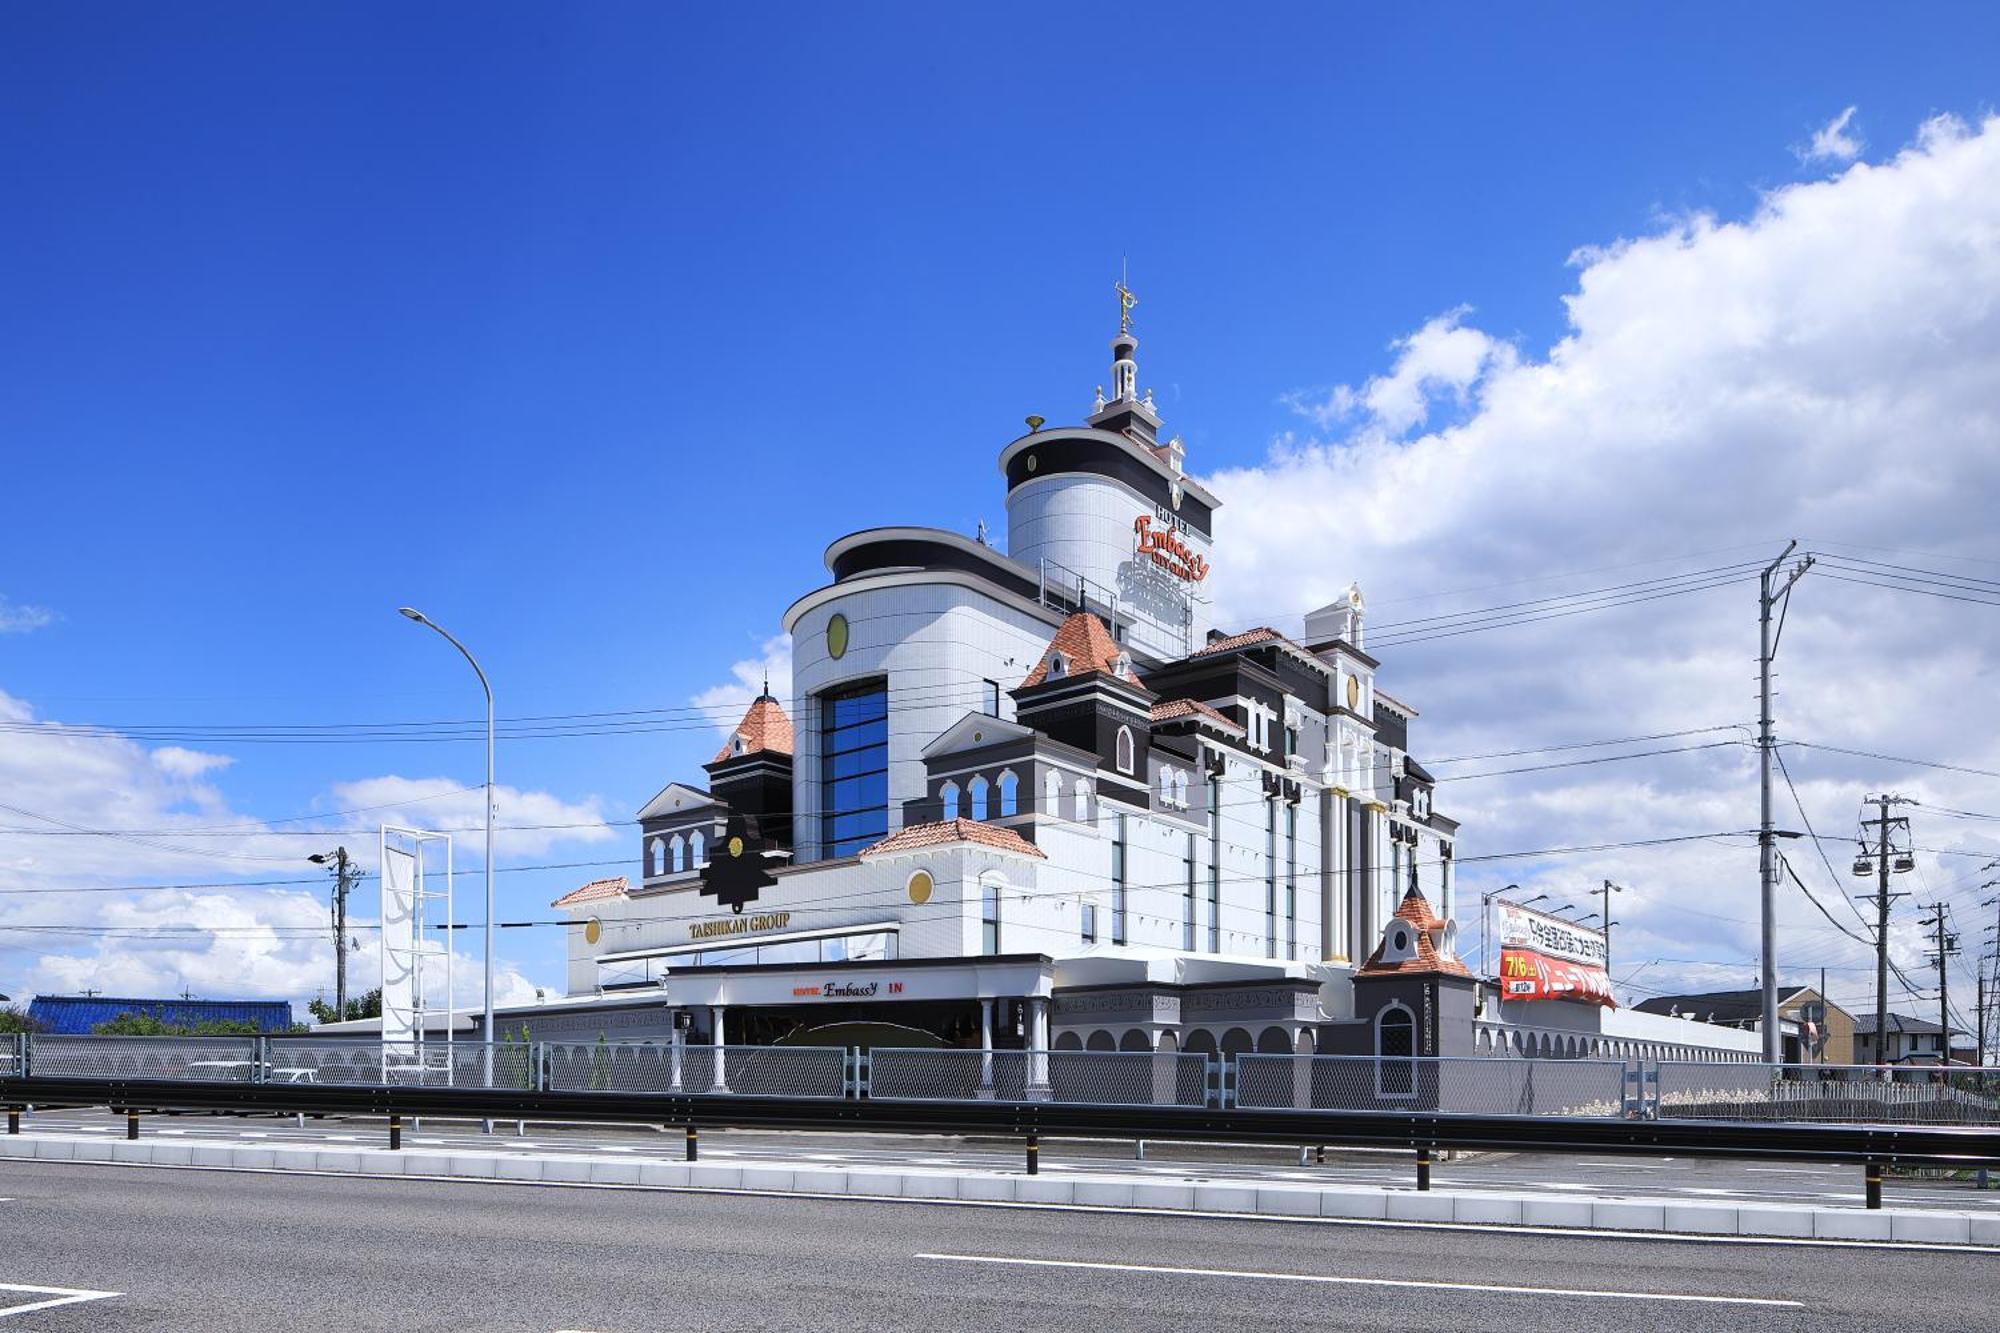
(827, 612, 849, 661)
(906, 870, 934, 905)
(1347, 675, 1360, 710)
(728, 836, 744, 858)
(583, 917, 602, 945)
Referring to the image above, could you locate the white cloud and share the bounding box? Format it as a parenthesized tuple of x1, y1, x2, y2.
(0, 595, 54, 635)
(0, 686, 610, 1009)
(149, 746, 234, 781)
(323, 775, 616, 862)
(1206, 114, 2000, 1016)
(691, 633, 793, 735)
(1285, 307, 1517, 435)
(1801, 105, 1864, 164)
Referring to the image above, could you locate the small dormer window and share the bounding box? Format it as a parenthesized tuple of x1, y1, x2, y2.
(731, 735, 746, 756)
(1047, 653, 1068, 680)
(1111, 652, 1132, 677)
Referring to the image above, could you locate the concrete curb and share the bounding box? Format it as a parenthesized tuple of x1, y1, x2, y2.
(3, 1132, 1994, 1246)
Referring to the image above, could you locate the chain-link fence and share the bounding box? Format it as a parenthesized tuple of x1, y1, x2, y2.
(868, 1047, 1209, 1106)
(542, 1042, 848, 1098)
(1234, 1053, 1632, 1117)
(261, 1039, 538, 1089)
(1654, 1062, 2000, 1125)
(26, 1035, 264, 1082)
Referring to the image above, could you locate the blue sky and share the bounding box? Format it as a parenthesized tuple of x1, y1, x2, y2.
(4, 5, 1999, 1011)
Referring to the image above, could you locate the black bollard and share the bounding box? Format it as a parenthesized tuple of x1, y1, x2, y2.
(1315, 1145, 1325, 1166)
(6, 1109, 18, 1135)
(388, 1116, 403, 1151)
(126, 1110, 139, 1141)
(1865, 1161, 1883, 1210)
(685, 1124, 698, 1162)
(1026, 1132, 1040, 1175)
(1416, 1147, 1432, 1191)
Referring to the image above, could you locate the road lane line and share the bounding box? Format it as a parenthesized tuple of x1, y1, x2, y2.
(915, 1253, 1803, 1307)
(0, 1282, 121, 1319)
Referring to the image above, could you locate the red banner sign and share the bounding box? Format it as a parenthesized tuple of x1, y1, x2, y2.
(1496, 900, 1615, 1007)
(1498, 947, 1616, 1006)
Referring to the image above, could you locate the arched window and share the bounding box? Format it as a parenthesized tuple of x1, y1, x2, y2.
(1115, 726, 1135, 774)
(1173, 769, 1189, 809)
(669, 834, 686, 874)
(690, 830, 706, 868)
(1044, 769, 1063, 817)
(969, 775, 990, 821)
(997, 770, 1019, 817)
(650, 837, 666, 877)
(941, 781, 960, 821)
(1377, 1005, 1416, 1095)
(1158, 767, 1173, 806)
(1073, 777, 1091, 822)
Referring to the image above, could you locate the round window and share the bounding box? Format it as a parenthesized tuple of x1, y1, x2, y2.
(827, 612, 850, 661)
(907, 870, 934, 905)
(1392, 928, 1408, 950)
(583, 917, 602, 945)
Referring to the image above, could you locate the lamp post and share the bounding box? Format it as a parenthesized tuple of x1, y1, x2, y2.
(399, 608, 494, 1082)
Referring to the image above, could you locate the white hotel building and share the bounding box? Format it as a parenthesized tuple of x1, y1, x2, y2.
(539, 305, 1755, 1067)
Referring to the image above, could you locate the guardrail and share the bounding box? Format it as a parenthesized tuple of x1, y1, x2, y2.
(5, 1066, 1995, 1210)
(1655, 1062, 2000, 1124)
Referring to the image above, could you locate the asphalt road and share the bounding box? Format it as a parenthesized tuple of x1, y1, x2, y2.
(17, 1106, 2000, 1213)
(0, 1159, 1990, 1331)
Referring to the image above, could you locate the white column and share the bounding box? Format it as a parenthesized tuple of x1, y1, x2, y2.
(710, 1005, 727, 1092)
(979, 999, 994, 1091)
(1027, 997, 1049, 1093)
(669, 1014, 684, 1091)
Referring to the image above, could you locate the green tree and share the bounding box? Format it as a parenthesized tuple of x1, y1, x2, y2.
(91, 1013, 267, 1036)
(306, 988, 382, 1025)
(0, 1006, 40, 1035)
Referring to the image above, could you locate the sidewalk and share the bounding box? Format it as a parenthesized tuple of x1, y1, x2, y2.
(6, 1127, 1995, 1247)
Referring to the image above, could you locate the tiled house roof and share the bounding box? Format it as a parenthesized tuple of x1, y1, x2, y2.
(712, 694, 795, 764)
(1193, 626, 1288, 656)
(1150, 697, 1245, 732)
(551, 875, 630, 909)
(1357, 887, 1471, 978)
(1019, 612, 1147, 690)
(857, 819, 1047, 861)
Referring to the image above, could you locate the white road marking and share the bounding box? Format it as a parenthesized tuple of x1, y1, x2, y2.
(916, 1254, 1803, 1307)
(0, 1281, 121, 1319)
(1744, 1167, 1833, 1175)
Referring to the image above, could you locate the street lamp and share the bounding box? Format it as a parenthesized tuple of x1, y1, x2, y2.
(398, 607, 495, 1083)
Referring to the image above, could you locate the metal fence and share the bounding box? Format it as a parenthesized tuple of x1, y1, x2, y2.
(7, 1035, 1999, 1126)
(868, 1047, 1210, 1106)
(543, 1042, 848, 1099)
(263, 1040, 538, 1090)
(1234, 1053, 1632, 1117)
(26, 1035, 265, 1082)
(1654, 1062, 2000, 1125)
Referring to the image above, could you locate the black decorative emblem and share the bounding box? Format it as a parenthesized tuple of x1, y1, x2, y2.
(700, 812, 779, 914)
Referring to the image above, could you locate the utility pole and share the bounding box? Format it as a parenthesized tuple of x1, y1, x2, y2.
(1757, 540, 1814, 1063)
(1601, 879, 1623, 973)
(310, 847, 357, 1018)
(1919, 902, 1959, 1065)
(1854, 795, 1912, 1063)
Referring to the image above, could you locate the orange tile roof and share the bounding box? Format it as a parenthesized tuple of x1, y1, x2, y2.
(1357, 888, 1472, 978)
(551, 875, 630, 909)
(1193, 626, 1294, 657)
(857, 818, 1047, 860)
(1149, 697, 1245, 733)
(1019, 612, 1147, 690)
(712, 693, 795, 764)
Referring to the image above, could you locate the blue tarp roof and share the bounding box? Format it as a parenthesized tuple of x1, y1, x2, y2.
(26, 995, 295, 1035)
